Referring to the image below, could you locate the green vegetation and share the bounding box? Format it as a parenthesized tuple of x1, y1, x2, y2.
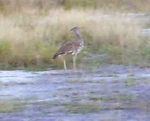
(37, 92, 136, 113)
(0, 0, 149, 12)
(0, 99, 28, 112)
(63, 101, 101, 113)
(0, 0, 149, 70)
(125, 77, 150, 86)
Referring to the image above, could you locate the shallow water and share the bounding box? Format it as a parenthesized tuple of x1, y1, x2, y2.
(0, 65, 150, 121)
(0, 70, 38, 83)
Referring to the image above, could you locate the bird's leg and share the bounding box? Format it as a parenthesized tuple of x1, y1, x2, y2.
(61, 56, 67, 71)
(63, 59, 67, 71)
(73, 55, 76, 73)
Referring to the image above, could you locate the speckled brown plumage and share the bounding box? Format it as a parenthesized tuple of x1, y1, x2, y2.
(52, 26, 84, 72)
(52, 41, 83, 59)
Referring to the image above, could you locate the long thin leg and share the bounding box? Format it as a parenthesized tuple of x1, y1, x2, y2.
(61, 56, 67, 71)
(73, 55, 76, 73)
(63, 59, 67, 71)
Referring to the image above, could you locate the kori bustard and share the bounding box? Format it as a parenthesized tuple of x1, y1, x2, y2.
(52, 26, 84, 72)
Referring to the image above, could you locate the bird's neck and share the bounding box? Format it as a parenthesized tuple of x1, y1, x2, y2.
(74, 31, 83, 43)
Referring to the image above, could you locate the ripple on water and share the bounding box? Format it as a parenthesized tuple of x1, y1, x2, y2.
(0, 70, 39, 83)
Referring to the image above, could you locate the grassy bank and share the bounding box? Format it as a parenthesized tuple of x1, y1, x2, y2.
(0, 9, 149, 70)
(0, 0, 149, 13)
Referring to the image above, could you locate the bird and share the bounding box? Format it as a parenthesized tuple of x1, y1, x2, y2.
(52, 26, 84, 72)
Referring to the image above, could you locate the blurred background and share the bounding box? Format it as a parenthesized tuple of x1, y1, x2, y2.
(0, 1, 150, 120)
(0, 0, 149, 70)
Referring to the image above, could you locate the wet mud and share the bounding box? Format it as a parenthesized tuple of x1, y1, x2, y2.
(0, 64, 150, 121)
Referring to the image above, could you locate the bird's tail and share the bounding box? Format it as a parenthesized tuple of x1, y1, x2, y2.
(52, 54, 58, 59)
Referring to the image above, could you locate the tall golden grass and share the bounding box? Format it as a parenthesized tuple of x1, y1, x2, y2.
(0, 9, 149, 69)
(0, 0, 149, 13)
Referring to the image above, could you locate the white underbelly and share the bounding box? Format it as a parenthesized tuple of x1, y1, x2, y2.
(72, 45, 84, 55)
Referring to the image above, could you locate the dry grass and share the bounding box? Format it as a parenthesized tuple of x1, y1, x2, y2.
(0, 0, 149, 13)
(0, 9, 149, 69)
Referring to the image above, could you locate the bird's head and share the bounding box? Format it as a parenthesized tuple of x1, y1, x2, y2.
(70, 26, 79, 32)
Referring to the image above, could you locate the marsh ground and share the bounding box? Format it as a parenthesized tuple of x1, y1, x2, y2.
(0, 1, 150, 121)
(0, 64, 150, 121)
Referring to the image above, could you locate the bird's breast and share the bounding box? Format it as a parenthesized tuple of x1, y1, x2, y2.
(72, 43, 84, 55)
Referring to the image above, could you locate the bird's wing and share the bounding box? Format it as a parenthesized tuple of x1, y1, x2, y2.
(52, 42, 77, 59)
